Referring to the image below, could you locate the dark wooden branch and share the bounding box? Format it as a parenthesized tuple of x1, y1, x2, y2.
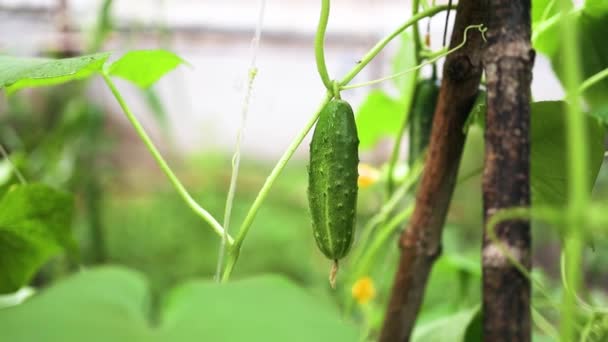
(379, 1, 486, 340)
(481, 1, 533, 341)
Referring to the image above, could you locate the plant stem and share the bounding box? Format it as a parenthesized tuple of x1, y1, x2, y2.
(221, 91, 333, 282)
(412, 0, 422, 66)
(561, 237, 583, 341)
(339, 4, 450, 87)
(102, 73, 231, 244)
(356, 204, 414, 281)
(558, 0, 587, 338)
(349, 158, 424, 270)
(579, 67, 608, 94)
(315, 0, 333, 91)
(342, 24, 486, 90)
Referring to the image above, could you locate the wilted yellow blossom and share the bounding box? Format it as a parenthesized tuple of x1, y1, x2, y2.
(351, 276, 376, 305)
(358, 164, 380, 188)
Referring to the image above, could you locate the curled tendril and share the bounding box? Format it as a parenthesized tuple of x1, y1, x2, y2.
(341, 24, 488, 90)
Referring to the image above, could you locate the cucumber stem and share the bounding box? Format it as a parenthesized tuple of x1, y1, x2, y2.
(329, 260, 339, 289)
(315, 0, 333, 91)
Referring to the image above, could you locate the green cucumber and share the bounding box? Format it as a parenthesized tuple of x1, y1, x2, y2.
(408, 79, 439, 166)
(308, 99, 359, 261)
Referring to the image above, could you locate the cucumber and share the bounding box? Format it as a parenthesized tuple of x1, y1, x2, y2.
(408, 79, 439, 166)
(308, 99, 359, 261)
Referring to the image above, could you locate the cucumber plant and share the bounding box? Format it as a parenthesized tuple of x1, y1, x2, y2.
(1, 0, 607, 341)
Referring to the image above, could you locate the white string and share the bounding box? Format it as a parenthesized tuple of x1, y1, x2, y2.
(215, 0, 267, 282)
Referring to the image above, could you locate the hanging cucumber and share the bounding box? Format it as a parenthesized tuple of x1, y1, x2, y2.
(408, 79, 439, 166)
(308, 99, 359, 285)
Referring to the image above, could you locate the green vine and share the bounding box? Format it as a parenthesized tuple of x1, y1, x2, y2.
(558, 0, 588, 337)
(386, 0, 424, 196)
(342, 24, 487, 90)
(101, 73, 233, 245)
(315, 0, 333, 92)
(340, 4, 451, 87)
(579, 67, 608, 94)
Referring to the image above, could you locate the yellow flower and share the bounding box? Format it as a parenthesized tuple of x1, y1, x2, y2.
(358, 164, 380, 188)
(351, 276, 376, 305)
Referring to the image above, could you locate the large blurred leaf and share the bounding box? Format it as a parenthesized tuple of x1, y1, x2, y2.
(532, 0, 572, 28)
(0, 184, 75, 293)
(160, 273, 358, 341)
(463, 101, 605, 207)
(531, 101, 605, 206)
(108, 50, 187, 88)
(585, 0, 608, 17)
(0, 267, 359, 341)
(355, 90, 406, 149)
(417, 253, 481, 324)
(412, 305, 481, 342)
(533, 3, 608, 110)
(0, 53, 110, 94)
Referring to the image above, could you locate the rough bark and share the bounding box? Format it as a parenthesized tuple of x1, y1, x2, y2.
(379, 1, 486, 340)
(481, 1, 533, 341)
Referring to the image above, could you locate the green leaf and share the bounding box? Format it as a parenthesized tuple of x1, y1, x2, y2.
(355, 90, 406, 149)
(413, 306, 481, 342)
(461, 101, 606, 207)
(0, 267, 359, 342)
(589, 104, 608, 125)
(531, 101, 605, 207)
(0, 53, 110, 94)
(532, 0, 572, 27)
(160, 274, 358, 341)
(462, 91, 486, 133)
(0, 184, 76, 293)
(584, 0, 608, 18)
(108, 50, 187, 88)
(533, 5, 608, 110)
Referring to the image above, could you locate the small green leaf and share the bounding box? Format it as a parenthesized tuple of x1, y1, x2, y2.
(0, 53, 110, 94)
(413, 306, 481, 342)
(108, 50, 187, 88)
(0, 267, 360, 341)
(0, 184, 76, 293)
(355, 90, 406, 149)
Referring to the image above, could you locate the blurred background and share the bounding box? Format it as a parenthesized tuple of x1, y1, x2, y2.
(1, 0, 606, 336)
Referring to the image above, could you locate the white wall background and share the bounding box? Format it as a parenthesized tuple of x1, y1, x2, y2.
(0, 0, 565, 160)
